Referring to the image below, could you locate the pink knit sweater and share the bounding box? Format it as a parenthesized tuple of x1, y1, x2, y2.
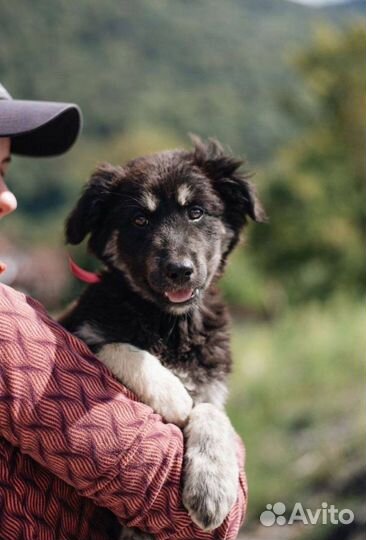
(0, 283, 247, 540)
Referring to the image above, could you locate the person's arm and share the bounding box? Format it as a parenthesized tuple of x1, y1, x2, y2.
(0, 283, 247, 539)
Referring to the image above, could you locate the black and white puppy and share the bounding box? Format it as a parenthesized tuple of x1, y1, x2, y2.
(60, 137, 266, 537)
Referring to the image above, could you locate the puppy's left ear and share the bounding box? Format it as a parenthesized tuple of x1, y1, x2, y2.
(192, 136, 267, 231)
(65, 163, 118, 245)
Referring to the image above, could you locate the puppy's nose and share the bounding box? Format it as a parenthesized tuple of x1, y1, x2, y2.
(165, 260, 194, 283)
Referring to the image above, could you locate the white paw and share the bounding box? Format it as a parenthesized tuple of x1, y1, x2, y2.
(150, 370, 193, 427)
(96, 343, 193, 427)
(183, 403, 239, 530)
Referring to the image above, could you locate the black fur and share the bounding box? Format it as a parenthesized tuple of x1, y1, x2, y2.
(60, 136, 266, 403)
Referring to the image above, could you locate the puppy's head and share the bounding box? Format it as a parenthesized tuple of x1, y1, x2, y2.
(66, 137, 266, 314)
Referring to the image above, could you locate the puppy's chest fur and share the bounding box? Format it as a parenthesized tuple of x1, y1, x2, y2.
(60, 272, 232, 404)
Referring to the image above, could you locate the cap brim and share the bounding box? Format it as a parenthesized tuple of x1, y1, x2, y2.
(0, 100, 82, 157)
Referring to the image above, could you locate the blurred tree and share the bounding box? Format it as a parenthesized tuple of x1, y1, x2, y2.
(1, 0, 361, 167)
(1, 2, 363, 310)
(249, 24, 365, 304)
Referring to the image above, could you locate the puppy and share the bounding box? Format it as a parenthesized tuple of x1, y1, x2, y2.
(60, 137, 266, 538)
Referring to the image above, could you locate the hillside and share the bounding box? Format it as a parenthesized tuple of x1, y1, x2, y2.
(1, 0, 362, 162)
(0, 0, 363, 275)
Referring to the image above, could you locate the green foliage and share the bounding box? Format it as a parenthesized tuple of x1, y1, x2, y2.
(1, 0, 331, 159)
(2, 3, 362, 309)
(246, 25, 365, 305)
(228, 297, 364, 526)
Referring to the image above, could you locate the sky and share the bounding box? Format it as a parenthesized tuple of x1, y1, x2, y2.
(287, 0, 353, 6)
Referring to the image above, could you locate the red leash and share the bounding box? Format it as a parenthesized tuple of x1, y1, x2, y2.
(68, 256, 102, 284)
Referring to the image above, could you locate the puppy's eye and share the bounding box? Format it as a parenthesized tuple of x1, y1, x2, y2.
(188, 206, 204, 221)
(133, 214, 149, 228)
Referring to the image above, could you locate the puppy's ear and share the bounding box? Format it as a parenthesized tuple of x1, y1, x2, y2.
(65, 163, 118, 245)
(191, 135, 267, 231)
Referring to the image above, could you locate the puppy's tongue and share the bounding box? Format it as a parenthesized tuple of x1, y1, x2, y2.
(165, 288, 194, 303)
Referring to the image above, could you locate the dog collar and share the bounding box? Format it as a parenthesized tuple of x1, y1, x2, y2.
(68, 256, 101, 284)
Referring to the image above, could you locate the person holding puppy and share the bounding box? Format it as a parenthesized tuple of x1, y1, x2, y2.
(0, 83, 247, 540)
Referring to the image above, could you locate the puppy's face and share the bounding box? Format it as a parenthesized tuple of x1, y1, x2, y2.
(66, 138, 266, 314)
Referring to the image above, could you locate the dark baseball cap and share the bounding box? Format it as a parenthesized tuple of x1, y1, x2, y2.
(0, 83, 82, 157)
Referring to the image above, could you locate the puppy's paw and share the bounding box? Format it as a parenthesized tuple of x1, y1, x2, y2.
(96, 343, 192, 427)
(150, 370, 193, 427)
(183, 403, 239, 530)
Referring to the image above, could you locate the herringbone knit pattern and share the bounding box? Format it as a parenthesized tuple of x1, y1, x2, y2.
(0, 283, 247, 539)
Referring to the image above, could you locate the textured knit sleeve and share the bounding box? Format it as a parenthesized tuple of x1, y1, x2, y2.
(0, 283, 247, 540)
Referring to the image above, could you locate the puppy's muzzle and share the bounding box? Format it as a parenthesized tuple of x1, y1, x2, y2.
(165, 259, 194, 286)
